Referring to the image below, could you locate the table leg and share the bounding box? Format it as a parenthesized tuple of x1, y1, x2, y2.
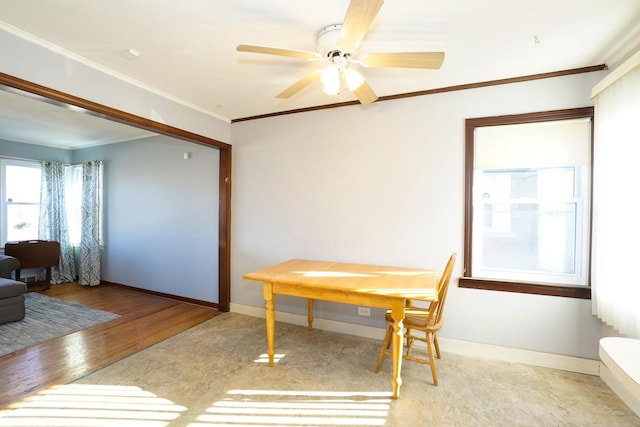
(263, 282, 276, 367)
(45, 267, 52, 290)
(390, 303, 405, 399)
(307, 298, 314, 330)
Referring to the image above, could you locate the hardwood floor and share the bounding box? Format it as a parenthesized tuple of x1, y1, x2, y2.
(0, 282, 220, 409)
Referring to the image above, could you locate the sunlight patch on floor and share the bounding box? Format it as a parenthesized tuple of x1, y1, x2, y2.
(0, 384, 186, 427)
(253, 353, 286, 363)
(188, 389, 392, 426)
(0, 384, 392, 426)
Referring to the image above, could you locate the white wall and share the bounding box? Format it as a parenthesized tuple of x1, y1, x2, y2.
(74, 136, 220, 302)
(231, 71, 607, 360)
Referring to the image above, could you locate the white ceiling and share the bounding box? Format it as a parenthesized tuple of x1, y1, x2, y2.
(1, 0, 640, 147)
(0, 89, 157, 149)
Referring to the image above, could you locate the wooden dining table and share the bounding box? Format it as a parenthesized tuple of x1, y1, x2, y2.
(243, 258, 439, 399)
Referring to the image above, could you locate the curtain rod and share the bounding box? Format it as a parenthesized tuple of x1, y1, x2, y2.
(592, 49, 640, 98)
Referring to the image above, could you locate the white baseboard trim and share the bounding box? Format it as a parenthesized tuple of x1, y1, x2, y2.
(230, 303, 387, 340)
(436, 336, 599, 375)
(230, 303, 600, 376)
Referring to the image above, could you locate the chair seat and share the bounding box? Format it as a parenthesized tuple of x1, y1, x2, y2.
(0, 279, 27, 298)
(385, 307, 435, 328)
(0, 278, 27, 324)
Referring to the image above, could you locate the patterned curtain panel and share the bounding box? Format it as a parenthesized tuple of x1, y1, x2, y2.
(39, 161, 76, 283)
(79, 160, 103, 286)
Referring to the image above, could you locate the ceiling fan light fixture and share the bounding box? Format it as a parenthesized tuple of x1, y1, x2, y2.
(321, 64, 341, 95)
(343, 67, 364, 90)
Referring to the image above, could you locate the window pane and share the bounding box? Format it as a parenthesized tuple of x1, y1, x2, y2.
(65, 165, 83, 244)
(474, 167, 583, 283)
(2, 161, 41, 246)
(480, 200, 577, 275)
(6, 203, 39, 242)
(6, 165, 41, 203)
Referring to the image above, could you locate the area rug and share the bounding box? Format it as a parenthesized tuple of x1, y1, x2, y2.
(0, 292, 119, 357)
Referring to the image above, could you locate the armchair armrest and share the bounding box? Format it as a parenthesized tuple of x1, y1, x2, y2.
(0, 254, 20, 279)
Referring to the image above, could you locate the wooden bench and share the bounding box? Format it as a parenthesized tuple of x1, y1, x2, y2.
(4, 240, 60, 290)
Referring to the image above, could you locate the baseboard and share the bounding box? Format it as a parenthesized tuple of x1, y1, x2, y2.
(102, 280, 220, 309)
(231, 303, 600, 376)
(435, 336, 599, 375)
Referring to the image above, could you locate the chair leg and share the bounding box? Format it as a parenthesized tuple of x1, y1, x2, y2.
(434, 333, 441, 359)
(375, 326, 393, 372)
(426, 333, 438, 386)
(404, 328, 411, 356)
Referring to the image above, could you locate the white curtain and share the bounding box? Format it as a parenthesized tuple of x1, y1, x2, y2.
(592, 66, 640, 338)
(79, 160, 103, 286)
(39, 161, 76, 283)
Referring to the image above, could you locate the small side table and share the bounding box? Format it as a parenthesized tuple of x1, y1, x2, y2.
(4, 240, 61, 290)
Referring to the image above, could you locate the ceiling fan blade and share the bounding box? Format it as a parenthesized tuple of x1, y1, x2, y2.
(276, 71, 322, 99)
(337, 0, 384, 53)
(237, 44, 321, 60)
(360, 52, 445, 69)
(351, 81, 378, 105)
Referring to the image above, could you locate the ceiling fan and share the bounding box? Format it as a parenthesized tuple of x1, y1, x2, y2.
(236, 0, 445, 105)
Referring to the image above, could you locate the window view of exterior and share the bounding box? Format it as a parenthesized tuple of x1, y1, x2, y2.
(2, 162, 41, 244)
(474, 166, 586, 284)
(64, 164, 83, 245)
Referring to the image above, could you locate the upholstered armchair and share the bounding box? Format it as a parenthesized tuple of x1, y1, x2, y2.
(0, 254, 26, 324)
(0, 254, 20, 279)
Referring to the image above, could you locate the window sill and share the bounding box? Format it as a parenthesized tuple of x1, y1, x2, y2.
(458, 277, 591, 299)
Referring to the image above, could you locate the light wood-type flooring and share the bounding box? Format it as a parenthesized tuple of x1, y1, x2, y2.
(0, 283, 220, 409)
(1, 285, 639, 425)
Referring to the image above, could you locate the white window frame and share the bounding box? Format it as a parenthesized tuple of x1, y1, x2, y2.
(471, 167, 589, 285)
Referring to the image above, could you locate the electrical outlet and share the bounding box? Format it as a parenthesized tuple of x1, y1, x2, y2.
(357, 306, 371, 317)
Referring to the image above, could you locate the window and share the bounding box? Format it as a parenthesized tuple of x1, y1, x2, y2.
(0, 159, 41, 246)
(461, 108, 593, 298)
(1, 160, 103, 248)
(64, 163, 104, 246)
(64, 164, 83, 245)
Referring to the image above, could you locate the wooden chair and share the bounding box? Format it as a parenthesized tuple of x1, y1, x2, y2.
(375, 252, 456, 385)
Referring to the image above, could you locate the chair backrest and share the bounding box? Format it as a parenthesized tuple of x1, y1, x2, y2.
(424, 253, 456, 328)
